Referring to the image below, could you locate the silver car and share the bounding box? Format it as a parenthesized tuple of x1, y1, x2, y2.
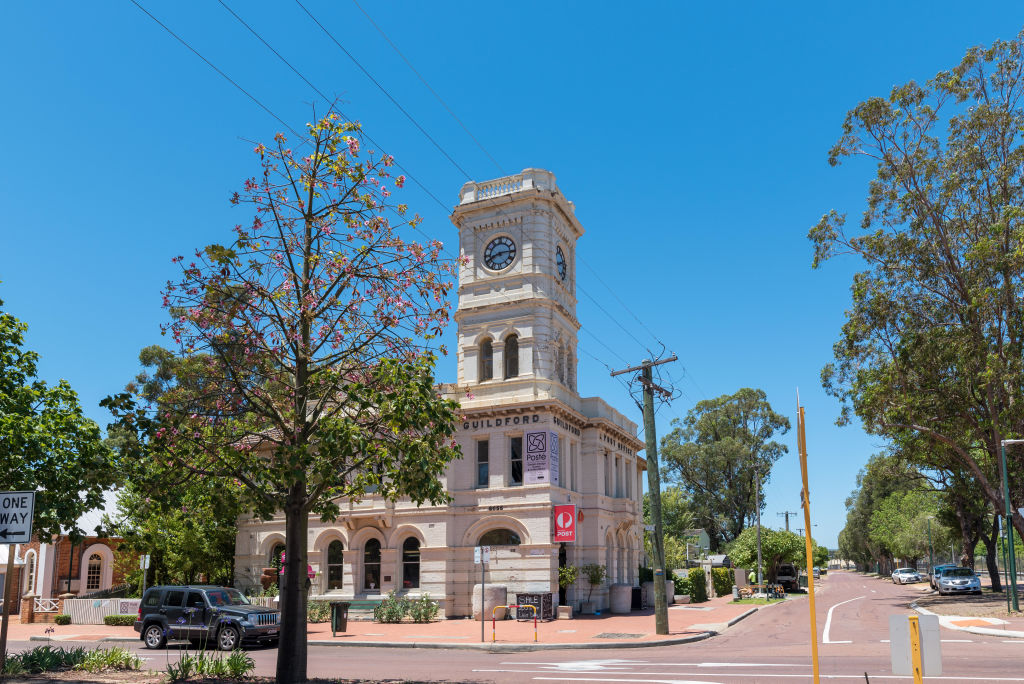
(936, 567, 982, 595)
(891, 568, 920, 584)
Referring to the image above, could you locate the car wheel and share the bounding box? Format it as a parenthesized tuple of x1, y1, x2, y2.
(143, 624, 167, 650)
(218, 624, 241, 651)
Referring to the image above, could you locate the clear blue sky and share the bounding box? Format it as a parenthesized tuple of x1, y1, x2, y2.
(2, 2, 1021, 548)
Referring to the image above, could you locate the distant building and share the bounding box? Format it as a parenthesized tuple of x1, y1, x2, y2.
(0, 535, 130, 605)
(234, 169, 645, 615)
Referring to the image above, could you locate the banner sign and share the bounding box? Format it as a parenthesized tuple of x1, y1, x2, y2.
(525, 431, 559, 485)
(553, 504, 576, 542)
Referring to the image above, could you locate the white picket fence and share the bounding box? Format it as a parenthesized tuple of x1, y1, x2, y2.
(63, 598, 141, 625)
(248, 596, 278, 608)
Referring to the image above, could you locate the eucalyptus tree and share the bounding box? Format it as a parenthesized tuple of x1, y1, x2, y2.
(660, 388, 790, 551)
(811, 31, 1024, 540)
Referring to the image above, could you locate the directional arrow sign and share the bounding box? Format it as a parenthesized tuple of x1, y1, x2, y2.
(0, 491, 35, 544)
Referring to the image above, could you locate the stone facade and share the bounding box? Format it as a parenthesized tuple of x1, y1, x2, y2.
(234, 169, 645, 616)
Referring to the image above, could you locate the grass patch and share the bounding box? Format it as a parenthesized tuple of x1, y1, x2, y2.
(731, 597, 785, 605)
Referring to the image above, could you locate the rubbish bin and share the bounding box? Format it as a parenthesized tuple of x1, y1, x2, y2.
(330, 601, 350, 636)
(799, 574, 808, 589)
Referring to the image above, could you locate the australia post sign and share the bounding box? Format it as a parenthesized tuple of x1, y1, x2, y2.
(553, 504, 576, 543)
(525, 430, 559, 485)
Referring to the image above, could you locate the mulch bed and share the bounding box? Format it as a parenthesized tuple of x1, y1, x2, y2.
(915, 590, 1024, 618)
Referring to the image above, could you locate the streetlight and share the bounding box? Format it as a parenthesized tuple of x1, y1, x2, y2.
(754, 465, 763, 590)
(999, 439, 1021, 613)
(926, 516, 935, 578)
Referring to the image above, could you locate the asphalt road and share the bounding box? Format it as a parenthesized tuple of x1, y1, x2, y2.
(8, 572, 1023, 682)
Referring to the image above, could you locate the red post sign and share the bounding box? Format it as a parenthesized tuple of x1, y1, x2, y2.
(554, 504, 576, 542)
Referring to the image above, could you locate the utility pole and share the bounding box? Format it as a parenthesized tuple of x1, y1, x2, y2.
(611, 355, 676, 636)
(1000, 439, 1021, 613)
(778, 511, 798, 532)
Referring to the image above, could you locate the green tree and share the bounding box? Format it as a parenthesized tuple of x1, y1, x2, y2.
(661, 388, 790, 551)
(0, 298, 115, 539)
(726, 527, 805, 583)
(810, 30, 1024, 545)
(105, 114, 460, 683)
(868, 489, 947, 563)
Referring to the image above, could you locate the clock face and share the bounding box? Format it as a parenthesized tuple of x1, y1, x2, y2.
(484, 236, 516, 270)
(556, 246, 567, 281)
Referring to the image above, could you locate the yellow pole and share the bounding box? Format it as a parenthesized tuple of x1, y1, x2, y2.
(798, 405, 821, 684)
(908, 615, 924, 684)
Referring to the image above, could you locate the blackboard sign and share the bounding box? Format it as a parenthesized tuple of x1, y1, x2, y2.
(515, 592, 553, 620)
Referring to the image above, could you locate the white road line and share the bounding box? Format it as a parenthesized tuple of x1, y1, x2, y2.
(871, 590, 877, 593)
(528, 676, 1024, 682)
(822, 595, 864, 644)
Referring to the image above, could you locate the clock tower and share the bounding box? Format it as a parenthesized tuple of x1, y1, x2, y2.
(450, 168, 583, 410)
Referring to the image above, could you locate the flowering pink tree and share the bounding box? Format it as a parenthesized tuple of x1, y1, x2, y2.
(111, 113, 460, 682)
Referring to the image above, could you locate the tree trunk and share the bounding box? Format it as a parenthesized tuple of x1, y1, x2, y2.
(276, 483, 309, 684)
(981, 515, 1002, 593)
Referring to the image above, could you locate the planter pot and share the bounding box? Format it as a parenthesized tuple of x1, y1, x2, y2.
(557, 605, 573, 620)
(675, 595, 691, 604)
(581, 601, 596, 615)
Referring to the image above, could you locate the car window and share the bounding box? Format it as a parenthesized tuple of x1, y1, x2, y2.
(186, 591, 205, 608)
(946, 568, 974, 577)
(205, 588, 251, 606)
(143, 591, 162, 607)
(164, 590, 186, 607)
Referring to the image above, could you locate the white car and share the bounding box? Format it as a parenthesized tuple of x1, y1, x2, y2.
(892, 568, 921, 584)
(936, 567, 982, 595)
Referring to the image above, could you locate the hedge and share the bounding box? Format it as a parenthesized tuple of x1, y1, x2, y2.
(53, 614, 71, 626)
(711, 567, 734, 597)
(687, 568, 708, 603)
(103, 614, 136, 626)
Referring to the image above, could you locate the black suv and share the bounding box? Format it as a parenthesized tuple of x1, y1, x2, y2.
(134, 585, 280, 650)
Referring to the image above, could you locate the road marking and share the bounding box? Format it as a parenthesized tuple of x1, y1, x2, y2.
(528, 675, 1024, 682)
(871, 590, 877, 593)
(822, 595, 864, 644)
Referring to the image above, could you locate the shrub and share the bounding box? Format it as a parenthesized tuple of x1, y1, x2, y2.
(307, 600, 330, 623)
(76, 647, 142, 673)
(373, 590, 409, 623)
(580, 563, 606, 602)
(687, 568, 708, 602)
(102, 614, 136, 627)
(673, 573, 691, 596)
(711, 567, 734, 597)
(3, 645, 87, 674)
(407, 594, 439, 623)
(53, 614, 71, 626)
(558, 565, 579, 590)
(165, 650, 255, 681)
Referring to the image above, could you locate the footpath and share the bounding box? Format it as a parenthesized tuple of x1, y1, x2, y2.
(10, 594, 773, 652)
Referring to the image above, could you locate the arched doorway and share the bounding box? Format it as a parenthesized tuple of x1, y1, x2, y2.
(326, 540, 344, 591)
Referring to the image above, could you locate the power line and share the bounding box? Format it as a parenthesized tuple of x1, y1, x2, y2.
(128, 0, 304, 140)
(351, 0, 504, 175)
(215, 0, 454, 218)
(294, 0, 474, 181)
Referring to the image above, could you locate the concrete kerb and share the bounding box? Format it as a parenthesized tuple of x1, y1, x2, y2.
(25, 605, 763, 652)
(911, 601, 1024, 639)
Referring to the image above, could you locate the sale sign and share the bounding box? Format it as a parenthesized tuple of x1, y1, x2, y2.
(553, 504, 576, 542)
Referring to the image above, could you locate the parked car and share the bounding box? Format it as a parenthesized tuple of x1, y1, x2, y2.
(891, 568, 921, 584)
(134, 585, 280, 650)
(812, 567, 821, 580)
(935, 567, 982, 596)
(929, 564, 956, 590)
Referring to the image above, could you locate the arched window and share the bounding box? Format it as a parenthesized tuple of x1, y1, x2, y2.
(363, 539, 381, 591)
(86, 553, 103, 591)
(24, 551, 36, 595)
(269, 542, 286, 569)
(504, 335, 519, 378)
(567, 349, 576, 390)
(479, 529, 521, 546)
(556, 344, 565, 383)
(479, 339, 493, 381)
(402, 538, 420, 589)
(327, 540, 344, 591)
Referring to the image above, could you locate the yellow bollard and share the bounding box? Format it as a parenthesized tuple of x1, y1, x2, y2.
(908, 615, 924, 684)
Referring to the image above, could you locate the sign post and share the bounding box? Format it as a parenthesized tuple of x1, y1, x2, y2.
(0, 491, 36, 674)
(474, 545, 490, 642)
(139, 554, 151, 598)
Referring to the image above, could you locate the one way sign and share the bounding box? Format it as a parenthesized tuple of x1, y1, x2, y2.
(0, 491, 35, 544)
